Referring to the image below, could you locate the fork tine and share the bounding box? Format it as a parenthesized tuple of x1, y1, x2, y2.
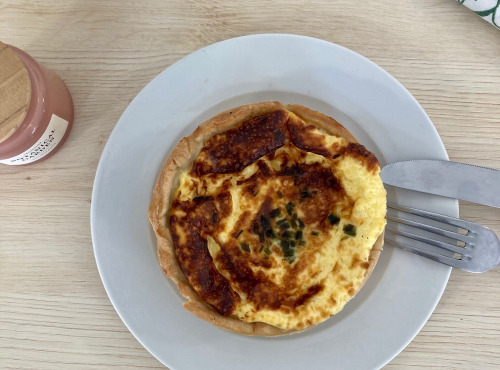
(386, 203, 500, 273)
(384, 239, 469, 270)
(386, 214, 472, 244)
(386, 226, 470, 256)
(387, 202, 471, 231)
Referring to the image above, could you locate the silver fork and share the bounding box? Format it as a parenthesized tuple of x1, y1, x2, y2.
(384, 203, 500, 273)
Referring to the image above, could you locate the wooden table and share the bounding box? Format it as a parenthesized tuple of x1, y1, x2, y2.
(1, 1, 499, 368)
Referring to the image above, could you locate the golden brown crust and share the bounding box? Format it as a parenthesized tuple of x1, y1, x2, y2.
(148, 101, 384, 336)
(285, 104, 358, 144)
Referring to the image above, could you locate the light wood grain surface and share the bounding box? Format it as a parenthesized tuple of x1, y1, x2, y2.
(1, 0, 499, 368)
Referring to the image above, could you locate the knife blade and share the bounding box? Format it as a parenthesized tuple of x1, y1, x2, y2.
(380, 159, 500, 208)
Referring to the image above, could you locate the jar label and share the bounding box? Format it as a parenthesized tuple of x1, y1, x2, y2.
(0, 114, 69, 165)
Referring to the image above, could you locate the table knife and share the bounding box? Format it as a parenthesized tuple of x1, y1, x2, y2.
(380, 159, 500, 208)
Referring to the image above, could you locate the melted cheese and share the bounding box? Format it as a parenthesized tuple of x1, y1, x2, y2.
(172, 119, 386, 330)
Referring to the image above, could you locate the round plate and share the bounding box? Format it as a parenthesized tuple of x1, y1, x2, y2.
(91, 34, 453, 370)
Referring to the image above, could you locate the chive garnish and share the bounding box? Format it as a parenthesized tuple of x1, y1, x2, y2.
(260, 215, 274, 239)
(287, 256, 296, 264)
(193, 196, 213, 202)
(235, 229, 243, 239)
(276, 218, 288, 226)
(280, 239, 295, 257)
(260, 215, 271, 229)
(311, 230, 320, 236)
(279, 222, 290, 229)
(281, 243, 294, 257)
(300, 190, 309, 200)
(327, 213, 340, 225)
(212, 212, 218, 224)
(299, 240, 306, 246)
(295, 230, 303, 240)
(281, 230, 292, 239)
(297, 218, 305, 229)
(277, 190, 283, 199)
(270, 208, 281, 218)
(259, 245, 264, 252)
(343, 224, 357, 236)
(265, 228, 276, 238)
(299, 186, 318, 201)
(286, 202, 295, 216)
(241, 242, 250, 252)
(264, 247, 272, 255)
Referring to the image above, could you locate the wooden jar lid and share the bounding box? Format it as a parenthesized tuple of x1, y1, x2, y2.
(0, 41, 31, 143)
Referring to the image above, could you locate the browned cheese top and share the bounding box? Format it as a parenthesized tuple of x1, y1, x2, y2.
(169, 108, 386, 330)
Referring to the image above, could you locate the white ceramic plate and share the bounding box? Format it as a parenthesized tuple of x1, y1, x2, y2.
(91, 34, 454, 370)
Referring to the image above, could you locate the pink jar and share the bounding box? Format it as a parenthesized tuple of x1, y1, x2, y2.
(0, 42, 74, 165)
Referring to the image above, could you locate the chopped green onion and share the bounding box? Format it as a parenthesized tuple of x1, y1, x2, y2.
(260, 215, 271, 229)
(327, 213, 340, 225)
(279, 222, 290, 229)
(193, 196, 213, 202)
(259, 232, 265, 243)
(298, 218, 305, 229)
(265, 228, 276, 238)
(270, 208, 281, 218)
(343, 224, 357, 236)
(280, 239, 295, 257)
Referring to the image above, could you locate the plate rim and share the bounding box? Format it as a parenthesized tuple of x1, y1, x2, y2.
(91, 33, 452, 369)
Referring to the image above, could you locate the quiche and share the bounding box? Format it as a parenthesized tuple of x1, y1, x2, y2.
(149, 101, 386, 336)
